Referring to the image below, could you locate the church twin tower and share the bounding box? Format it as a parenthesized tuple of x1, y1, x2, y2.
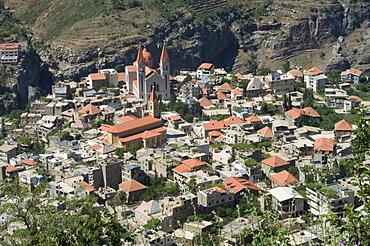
(125, 44, 171, 103)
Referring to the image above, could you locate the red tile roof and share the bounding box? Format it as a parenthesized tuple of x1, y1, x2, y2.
(264, 93, 276, 101)
(5, 165, 17, 172)
(141, 130, 161, 139)
(231, 89, 243, 95)
(89, 73, 106, 80)
(314, 138, 337, 152)
(285, 108, 302, 119)
(341, 68, 362, 76)
(182, 158, 207, 169)
(117, 115, 137, 123)
(203, 121, 228, 131)
(127, 65, 136, 72)
(78, 104, 102, 115)
(202, 186, 227, 193)
(221, 116, 244, 124)
(262, 156, 289, 168)
(90, 144, 101, 150)
(235, 73, 244, 79)
(289, 69, 304, 77)
(216, 91, 228, 100)
(257, 126, 273, 138)
(208, 131, 222, 137)
(222, 177, 261, 193)
(271, 170, 298, 186)
(306, 67, 324, 76)
(119, 180, 146, 192)
(160, 44, 170, 62)
(198, 63, 214, 70)
(334, 119, 353, 131)
(22, 159, 38, 166)
(286, 107, 320, 119)
(348, 95, 362, 102)
(303, 107, 320, 117)
(202, 88, 210, 95)
(119, 127, 164, 142)
(118, 72, 126, 81)
(245, 115, 262, 122)
(142, 48, 153, 62)
(173, 164, 192, 173)
(101, 116, 161, 134)
(75, 181, 95, 192)
(148, 89, 158, 102)
(136, 46, 144, 64)
(198, 97, 214, 107)
(169, 115, 182, 121)
(218, 83, 235, 91)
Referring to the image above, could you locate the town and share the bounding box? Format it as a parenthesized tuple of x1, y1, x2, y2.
(0, 43, 368, 245)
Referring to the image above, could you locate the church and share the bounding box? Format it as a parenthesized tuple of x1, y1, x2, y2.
(125, 45, 171, 101)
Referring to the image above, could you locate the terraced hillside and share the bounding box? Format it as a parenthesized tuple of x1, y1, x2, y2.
(3, 0, 370, 79)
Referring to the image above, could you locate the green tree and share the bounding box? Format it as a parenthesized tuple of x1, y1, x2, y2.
(188, 177, 198, 194)
(257, 66, 272, 76)
(115, 148, 124, 158)
(128, 143, 140, 156)
(302, 89, 314, 108)
(282, 60, 290, 73)
(0, 178, 134, 245)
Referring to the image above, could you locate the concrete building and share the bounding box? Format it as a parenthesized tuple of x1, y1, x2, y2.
(304, 67, 327, 92)
(197, 186, 234, 214)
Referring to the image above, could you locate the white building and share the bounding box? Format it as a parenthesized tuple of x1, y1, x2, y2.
(304, 67, 327, 92)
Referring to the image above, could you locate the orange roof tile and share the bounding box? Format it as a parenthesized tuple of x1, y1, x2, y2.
(160, 44, 170, 62)
(348, 95, 363, 102)
(221, 116, 244, 124)
(314, 138, 337, 152)
(89, 73, 106, 80)
(103, 116, 161, 134)
(203, 121, 228, 131)
(75, 181, 95, 192)
(198, 63, 214, 70)
(22, 159, 38, 166)
(142, 48, 153, 62)
(264, 93, 276, 101)
(119, 180, 146, 192)
(5, 165, 17, 172)
(90, 144, 101, 150)
(117, 115, 137, 123)
(141, 130, 161, 139)
(285, 108, 302, 119)
(202, 88, 210, 95)
(148, 89, 158, 102)
(235, 73, 244, 79)
(216, 135, 225, 141)
(288, 69, 303, 77)
(306, 67, 324, 76)
(198, 97, 213, 107)
(78, 104, 102, 115)
(149, 126, 166, 133)
(302, 107, 320, 117)
(119, 132, 144, 142)
(245, 115, 262, 122)
(334, 119, 352, 131)
(169, 115, 182, 121)
(145, 67, 162, 79)
(341, 68, 362, 76)
(262, 156, 289, 168)
(217, 91, 228, 100)
(182, 158, 207, 168)
(257, 126, 273, 138)
(173, 164, 192, 173)
(231, 89, 243, 95)
(136, 46, 144, 64)
(218, 83, 235, 91)
(222, 177, 261, 193)
(208, 131, 222, 137)
(271, 170, 298, 186)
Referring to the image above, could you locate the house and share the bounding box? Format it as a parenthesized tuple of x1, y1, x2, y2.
(0, 144, 18, 163)
(334, 119, 353, 137)
(270, 170, 298, 187)
(285, 107, 320, 123)
(313, 137, 337, 164)
(0, 42, 21, 63)
(218, 82, 235, 93)
(118, 179, 147, 202)
(196, 63, 215, 78)
(245, 78, 264, 97)
(125, 45, 170, 101)
(135, 200, 161, 226)
(262, 73, 295, 94)
(77, 104, 102, 121)
(288, 69, 304, 83)
(304, 67, 327, 92)
(197, 186, 235, 214)
(222, 177, 261, 200)
(122, 164, 148, 184)
(306, 183, 355, 215)
(159, 193, 197, 231)
(324, 88, 352, 112)
(261, 156, 291, 174)
(262, 187, 304, 219)
(341, 68, 362, 84)
(257, 126, 273, 138)
(181, 81, 202, 99)
(73, 181, 95, 196)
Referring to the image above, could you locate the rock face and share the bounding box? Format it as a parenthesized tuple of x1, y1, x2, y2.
(41, 3, 370, 81)
(0, 49, 53, 115)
